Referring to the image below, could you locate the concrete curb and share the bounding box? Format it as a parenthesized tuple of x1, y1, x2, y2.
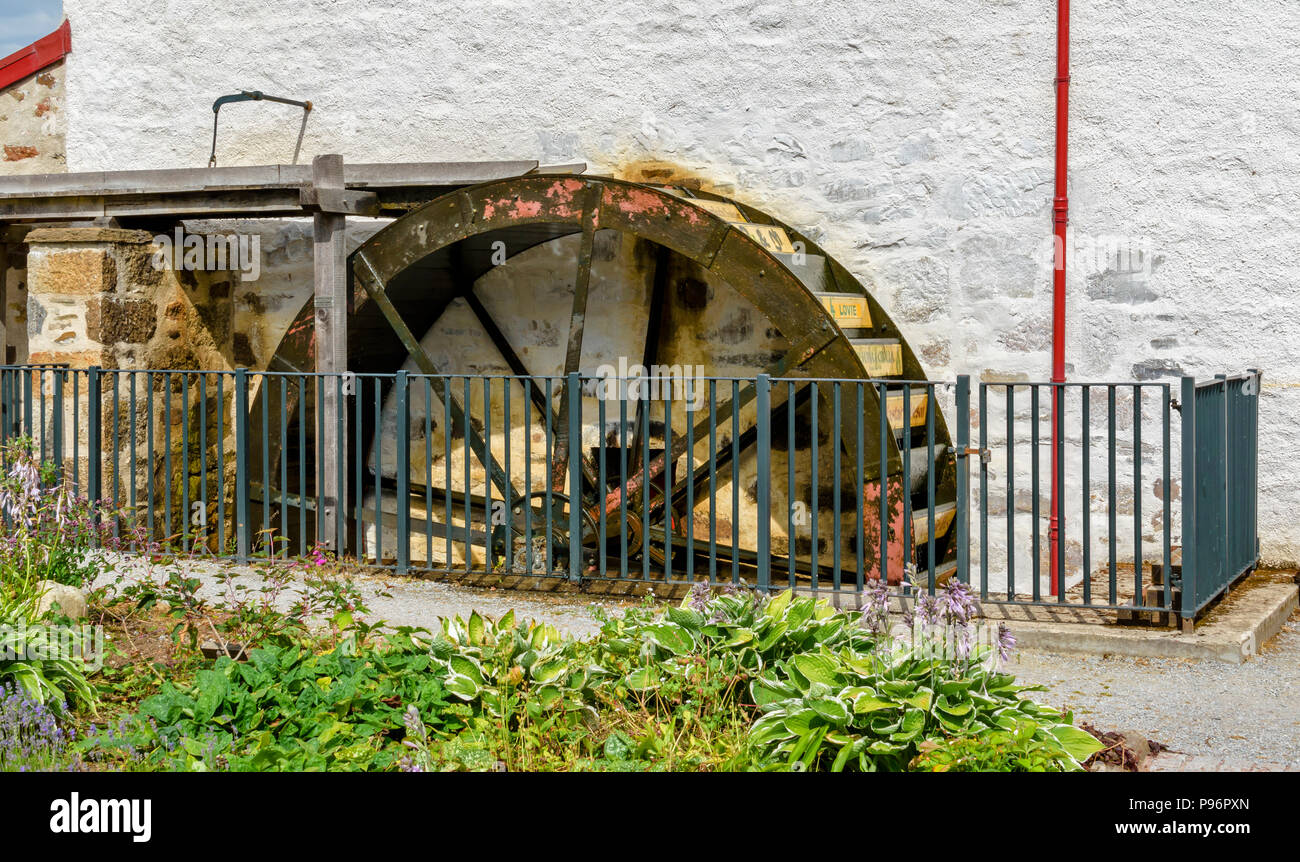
(1011, 582, 1298, 664)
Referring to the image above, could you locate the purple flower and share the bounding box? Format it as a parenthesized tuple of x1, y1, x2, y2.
(996, 623, 1017, 663)
(0, 683, 79, 772)
(688, 581, 711, 613)
(858, 579, 890, 635)
(937, 578, 978, 626)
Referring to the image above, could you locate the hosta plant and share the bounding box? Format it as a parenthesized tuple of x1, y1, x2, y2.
(744, 579, 1104, 771)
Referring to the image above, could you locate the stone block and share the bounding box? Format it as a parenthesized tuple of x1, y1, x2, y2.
(24, 228, 152, 245)
(27, 248, 117, 295)
(36, 580, 87, 620)
(27, 349, 109, 369)
(122, 243, 166, 288)
(86, 296, 157, 344)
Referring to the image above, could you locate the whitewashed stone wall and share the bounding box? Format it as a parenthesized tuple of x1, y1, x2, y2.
(58, 0, 1300, 567)
(0, 57, 66, 175)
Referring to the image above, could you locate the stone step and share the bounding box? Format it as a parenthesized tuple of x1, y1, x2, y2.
(911, 500, 957, 545)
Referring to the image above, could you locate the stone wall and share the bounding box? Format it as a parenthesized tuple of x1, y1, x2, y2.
(22, 227, 244, 547)
(0, 57, 65, 175)
(24, 227, 240, 371)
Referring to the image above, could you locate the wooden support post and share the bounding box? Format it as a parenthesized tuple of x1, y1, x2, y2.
(313, 154, 348, 552)
(0, 239, 8, 363)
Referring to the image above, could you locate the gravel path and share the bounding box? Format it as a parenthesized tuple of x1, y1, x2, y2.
(1009, 610, 1300, 769)
(93, 553, 639, 639)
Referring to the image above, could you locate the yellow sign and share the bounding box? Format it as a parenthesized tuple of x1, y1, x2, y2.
(853, 341, 903, 377)
(733, 222, 797, 255)
(886, 389, 928, 429)
(819, 294, 871, 328)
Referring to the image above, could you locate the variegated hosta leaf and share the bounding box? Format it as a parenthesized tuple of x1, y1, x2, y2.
(625, 666, 658, 692)
(642, 624, 695, 656)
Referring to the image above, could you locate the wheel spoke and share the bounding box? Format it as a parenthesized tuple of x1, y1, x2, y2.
(551, 182, 603, 494)
(354, 251, 517, 502)
(590, 326, 840, 523)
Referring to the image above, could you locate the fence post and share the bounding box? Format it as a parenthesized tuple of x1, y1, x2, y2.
(87, 366, 102, 507)
(22, 366, 31, 437)
(1179, 375, 1196, 630)
(567, 371, 583, 583)
(52, 367, 64, 472)
(955, 375, 970, 583)
(1249, 369, 1261, 563)
(1211, 371, 1222, 592)
(755, 374, 772, 592)
(234, 369, 251, 563)
(395, 370, 410, 575)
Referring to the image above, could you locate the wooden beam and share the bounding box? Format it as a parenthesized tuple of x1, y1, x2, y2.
(0, 160, 547, 224)
(299, 186, 380, 216)
(0, 161, 541, 197)
(313, 154, 348, 552)
(0, 239, 8, 364)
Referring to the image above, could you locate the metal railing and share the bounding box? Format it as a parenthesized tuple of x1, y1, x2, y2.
(1179, 371, 1261, 619)
(0, 364, 1261, 624)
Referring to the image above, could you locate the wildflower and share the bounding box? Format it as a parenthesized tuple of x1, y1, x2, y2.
(996, 623, 1017, 663)
(858, 578, 890, 635)
(0, 684, 78, 772)
(688, 581, 711, 612)
(937, 578, 977, 626)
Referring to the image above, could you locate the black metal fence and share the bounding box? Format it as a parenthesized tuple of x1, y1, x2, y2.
(0, 364, 1262, 624)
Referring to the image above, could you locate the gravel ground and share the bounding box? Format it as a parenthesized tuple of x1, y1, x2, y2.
(92, 553, 640, 639)
(1009, 610, 1300, 769)
(93, 553, 1299, 768)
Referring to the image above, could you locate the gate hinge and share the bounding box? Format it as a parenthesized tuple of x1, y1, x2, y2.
(959, 446, 990, 463)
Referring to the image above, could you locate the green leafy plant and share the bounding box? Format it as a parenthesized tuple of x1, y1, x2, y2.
(0, 441, 107, 711)
(910, 719, 1092, 772)
(744, 580, 1104, 771)
(82, 579, 1103, 772)
(81, 630, 453, 771)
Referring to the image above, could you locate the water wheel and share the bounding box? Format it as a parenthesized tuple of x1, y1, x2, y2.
(342, 174, 957, 587)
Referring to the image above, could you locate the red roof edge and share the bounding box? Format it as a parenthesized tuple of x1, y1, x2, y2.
(0, 20, 72, 91)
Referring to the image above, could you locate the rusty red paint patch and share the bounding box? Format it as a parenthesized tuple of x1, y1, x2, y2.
(543, 178, 585, 218)
(3, 145, 37, 161)
(611, 186, 671, 219)
(862, 476, 908, 585)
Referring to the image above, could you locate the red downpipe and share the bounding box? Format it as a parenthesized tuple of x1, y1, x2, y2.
(1049, 0, 1070, 596)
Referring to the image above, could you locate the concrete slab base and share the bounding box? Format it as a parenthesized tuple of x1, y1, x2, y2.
(1009, 571, 1298, 664)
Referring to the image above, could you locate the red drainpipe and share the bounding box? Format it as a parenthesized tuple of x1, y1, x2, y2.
(1049, 0, 1070, 595)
